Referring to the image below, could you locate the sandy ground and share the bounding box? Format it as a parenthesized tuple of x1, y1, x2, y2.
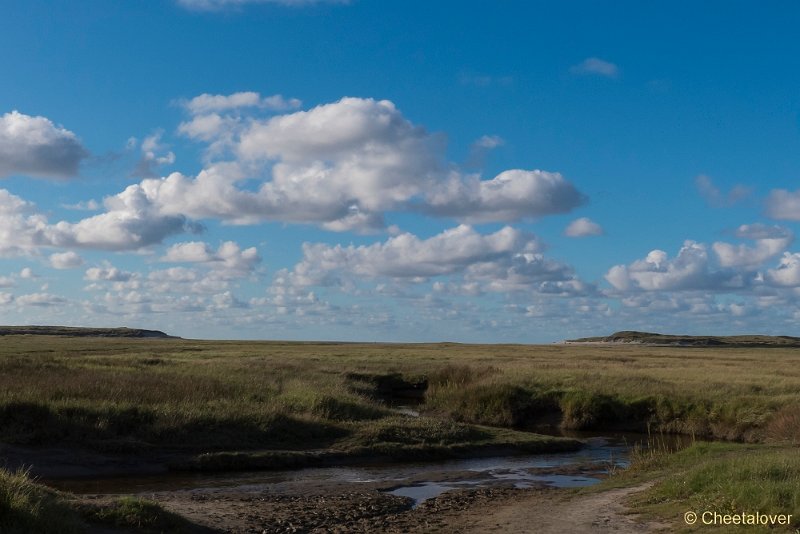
(455, 482, 670, 533)
(148, 481, 671, 533)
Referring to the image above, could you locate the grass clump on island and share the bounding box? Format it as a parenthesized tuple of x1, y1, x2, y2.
(0, 467, 186, 534)
(181, 417, 579, 471)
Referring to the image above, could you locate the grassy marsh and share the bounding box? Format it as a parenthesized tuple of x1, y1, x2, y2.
(1, 336, 799, 454)
(2, 335, 799, 531)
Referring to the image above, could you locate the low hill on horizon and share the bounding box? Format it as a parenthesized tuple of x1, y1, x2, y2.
(0, 326, 174, 338)
(567, 330, 800, 347)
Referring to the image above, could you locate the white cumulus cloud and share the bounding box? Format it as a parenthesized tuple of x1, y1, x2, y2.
(0, 186, 191, 256)
(84, 265, 135, 282)
(766, 252, 800, 287)
(712, 224, 792, 268)
(162, 240, 260, 278)
(184, 92, 302, 114)
(605, 241, 747, 292)
(167, 97, 586, 231)
(0, 111, 87, 179)
(425, 170, 585, 223)
(564, 217, 604, 237)
(278, 225, 537, 290)
(49, 251, 84, 270)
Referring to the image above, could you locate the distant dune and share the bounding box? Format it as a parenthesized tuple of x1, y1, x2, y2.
(0, 326, 173, 338)
(566, 330, 800, 347)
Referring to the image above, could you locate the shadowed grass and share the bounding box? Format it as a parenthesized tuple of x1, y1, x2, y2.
(0, 467, 196, 533)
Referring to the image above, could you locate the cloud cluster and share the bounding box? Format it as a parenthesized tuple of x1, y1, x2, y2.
(48, 185, 193, 250)
(163, 96, 585, 231)
(0, 93, 610, 338)
(466, 252, 590, 296)
(0, 111, 87, 179)
(606, 225, 798, 297)
(291, 225, 535, 282)
(0, 95, 586, 269)
(0, 186, 191, 256)
(80, 242, 259, 321)
(712, 224, 792, 269)
(184, 92, 301, 114)
(273, 224, 590, 300)
(605, 241, 735, 292)
(161, 240, 261, 279)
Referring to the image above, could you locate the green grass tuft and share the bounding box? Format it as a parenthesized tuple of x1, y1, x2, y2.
(0, 468, 83, 534)
(615, 442, 800, 532)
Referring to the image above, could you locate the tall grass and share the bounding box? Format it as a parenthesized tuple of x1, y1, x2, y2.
(626, 431, 696, 470)
(764, 404, 800, 445)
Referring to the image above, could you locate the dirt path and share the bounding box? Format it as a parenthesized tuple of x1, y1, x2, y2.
(454, 482, 670, 533)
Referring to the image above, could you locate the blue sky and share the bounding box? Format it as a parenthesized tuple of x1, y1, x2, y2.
(1, 0, 800, 341)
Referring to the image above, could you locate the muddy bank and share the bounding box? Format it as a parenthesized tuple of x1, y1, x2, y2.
(150, 483, 557, 533)
(155, 489, 415, 533)
(147, 482, 667, 533)
(53, 436, 633, 532)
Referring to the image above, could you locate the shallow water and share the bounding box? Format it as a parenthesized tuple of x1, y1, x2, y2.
(47, 435, 636, 505)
